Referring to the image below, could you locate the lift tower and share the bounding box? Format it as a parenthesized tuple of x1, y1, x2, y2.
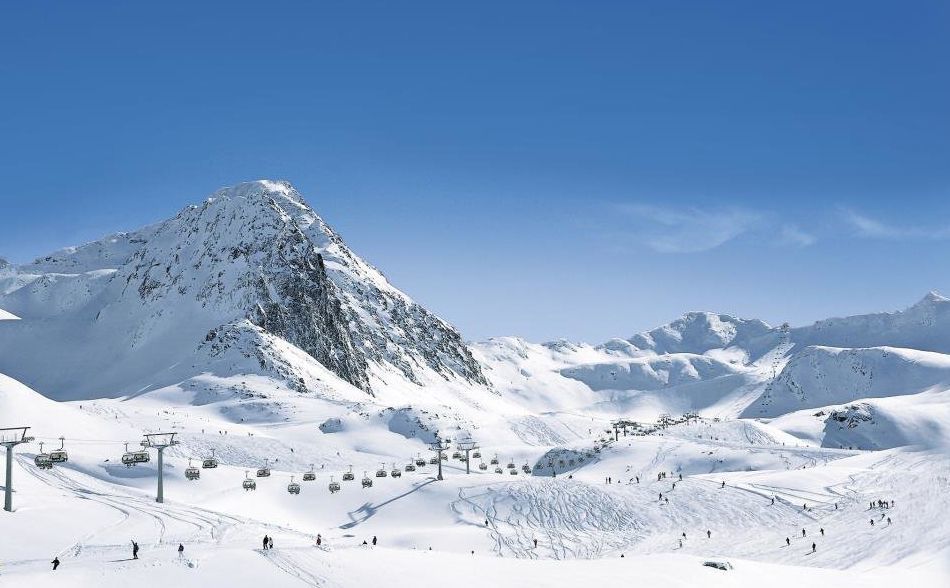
(1, 427, 34, 512)
(141, 432, 179, 503)
(428, 437, 451, 481)
(456, 438, 479, 475)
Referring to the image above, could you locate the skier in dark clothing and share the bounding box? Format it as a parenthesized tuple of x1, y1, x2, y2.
(870, 519, 874, 526)
(721, 481, 725, 489)
(132, 541, 139, 559)
(263, 535, 269, 550)
(316, 534, 322, 547)
(178, 544, 184, 559)
(268, 537, 274, 549)
(372, 536, 377, 546)
(52, 557, 60, 570)
(802, 529, 806, 537)
(811, 542, 816, 553)
(786, 537, 790, 546)
(820, 528, 824, 536)
(706, 530, 711, 539)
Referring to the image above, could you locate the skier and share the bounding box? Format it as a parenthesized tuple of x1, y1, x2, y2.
(786, 537, 790, 547)
(672, 482, 676, 490)
(679, 473, 683, 481)
(820, 528, 825, 537)
(682, 532, 687, 539)
(635, 476, 639, 484)
(887, 517, 891, 525)
(721, 481, 725, 489)
(372, 536, 377, 546)
(533, 538, 538, 548)
(268, 537, 274, 549)
(811, 542, 816, 553)
(316, 534, 322, 547)
(706, 530, 711, 539)
(178, 544, 184, 559)
(802, 529, 806, 537)
(263, 535, 269, 550)
(52, 557, 60, 571)
(771, 497, 775, 505)
(679, 539, 682, 548)
(659, 492, 663, 500)
(870, 519, 874, 526)
(132, 540, 139, 560)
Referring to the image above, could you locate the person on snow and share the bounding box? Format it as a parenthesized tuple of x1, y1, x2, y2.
(533, 538, 538, 549)
(682, 532, 687, 539)
(679, 539, 683, 548)
(887, 517, 892, 525)
(820, 528, 825, 536)
(721, 481, 725, 489)
(178, 544, 184, 559)
(372, 536, 377, 546)
(771, 497, 775, 505)
(786, 537, 790, 547)
(706, 530, 711, 539)
(811, 542, 816, 553)
(51, 557, 60, 570)
(802, 529, 806, 537)
(268, 537, 274, 549)
(679, 474, 683, 481)
(316, 534, 322, 547)
(263, 535, 269, 550)
(870, 519, 874, 526)
(132, 541, 139, 560)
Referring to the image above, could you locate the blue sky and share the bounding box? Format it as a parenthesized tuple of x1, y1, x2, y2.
(1, 1, 948, 342)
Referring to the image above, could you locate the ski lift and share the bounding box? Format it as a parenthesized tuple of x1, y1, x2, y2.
(49, 437, 68, 463)
(490, 456, 499, 465)
(133, 442, 151, 463)
(361, 471, 373, 488)
(440, 453, 447, 461)
(451, 451, 462, 460)
(428, 456, 438, 465)
(34, 442, 53, 469)
(509, 469, 518, 475)
(202, 449, 218, 469)
(243, 471, 257, 491)
(288, 476, 301, 495)
(375, 463, 388, 478)
(522, 463, 531, 473)
(121, 442, 136, 467)
(479, 462, 488, 470)
(329, 476, 341, 494)
(506, 460, 515, 469)
(256, 459, 271, 477)
(415, 455, 426, 467)
(405, 462, 416, 472)
(185, 459, 201, 481)
(472, 450, 481, 459)
(494, 466, 503, 474)
(391, 464, 402, 478)
(342, 466, 355, 482)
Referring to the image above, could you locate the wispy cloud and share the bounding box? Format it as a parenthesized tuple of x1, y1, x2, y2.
(611, 204, 789, 253)
(840, 208, 950, 240)
(779, 224, 817, 247)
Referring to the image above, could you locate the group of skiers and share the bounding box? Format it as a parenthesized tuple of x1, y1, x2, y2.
(870, 499, 894, 509)
(51, 539, 185, 570)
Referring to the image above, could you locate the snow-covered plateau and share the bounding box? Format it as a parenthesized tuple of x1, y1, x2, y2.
(1, 181, 948, 587)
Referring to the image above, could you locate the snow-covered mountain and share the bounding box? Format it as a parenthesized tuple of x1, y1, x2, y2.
(0, 180, 486, 400)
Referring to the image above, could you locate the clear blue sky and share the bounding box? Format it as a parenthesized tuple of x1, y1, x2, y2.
(1, 1, 948, 342)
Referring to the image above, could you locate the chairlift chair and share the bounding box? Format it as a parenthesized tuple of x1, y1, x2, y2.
(342, 466, 355, 482)
(256, 459, 271, 477)
(303, 464, 316, 481)
(509, 468, 518, 475)
(429, 456, 438, 465)
(479, 462, 488, 470)
(202, 448, 218, 469)
(361, 472, 373, 488)
(494, 466, 503, 474)
(440, 453, 447, 461)
(390, 464, 402, 478)
(375, 463, 388, 478)
(472, 450, 481, 459)
(451, 451, 462, 459)
(415, 455, 426, 467)
(522, 463, 531, 473)
(490, 456, 499, 465)
(242, 471, 257, 491)
(288, 476, 301, 495)
(121, 443, 136, 467)
(34, 442, 53, 469)
(133, 447, 151, 464)
(49, 437, 68, 463)
(405, 462, 416, 472)
(506, 460, 515, 469)
(185, 459, 201, 481)
(328, 476, 341, 494)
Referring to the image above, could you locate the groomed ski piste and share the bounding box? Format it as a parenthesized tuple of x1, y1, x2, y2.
(1, 372, 947, 587)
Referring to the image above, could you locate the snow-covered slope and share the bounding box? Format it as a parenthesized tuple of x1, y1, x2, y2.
(0, 180, 486, 400)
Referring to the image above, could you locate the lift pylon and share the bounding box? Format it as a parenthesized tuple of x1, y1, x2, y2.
(1, 427, 34, 512)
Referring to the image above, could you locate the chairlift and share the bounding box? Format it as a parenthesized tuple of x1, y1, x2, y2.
(121, 442, 136, 467)
(342, 465, 355, 482)
(451, 451, 462, 459)
(34, 442, 53, 469)
(49, 437, 68, 463)
(132, 443, 151, 463)
(405, 462, 416, 472)
(361, 471, 373, 488)
(479, 462, 488, 470)
(328, 476, 341, 494)
(202, 448, 218, 469)
(428, 456, 438, 465)
(415, 455, 426, 467)
(242, 471, 257, 491)
(391, 464, 402, 478)
(256, 459, 271, 477)
(440, 453, 447, 461)
(509, 468, 518, 475)
(522, 463, 531, 473)
(490, 456, 499, 465)
(494, 466, 503, 474)
(185, 459, 201, 481)
(288, 476, 301, 495)
(472, 450, 481, 459)
(302, 464, 316, 481)
(506, 460, 515, 469)
(375, 463, 388, 478)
